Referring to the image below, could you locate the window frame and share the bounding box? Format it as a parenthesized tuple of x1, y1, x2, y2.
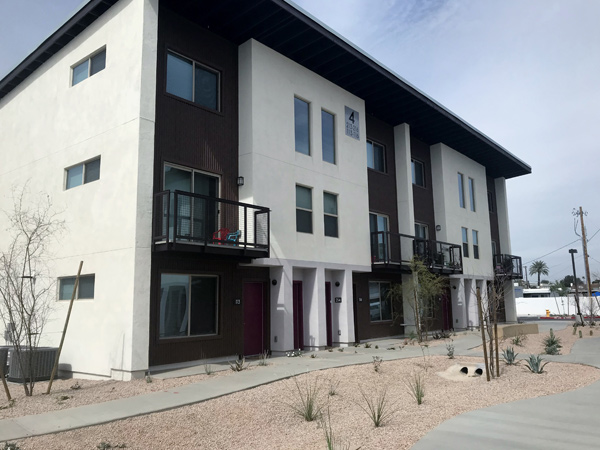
(369, 281, 392, 322)
(323, 191, 338, 238)
(411, 159, 426, 187)
(58, 274, 96, 301)
(165, 49, 221, 112)
(468, 177, 476, 212)
(294, 97, 311, 156)
(321, 109, 336, 164)
(462, 227, 469, 258)
(472, 230, 479, 259)
(296, 184, 313, 234)
(366, 139, 386, 173)
(64, 156, 101, 190)
(458, 173, 466, 208)
(71, 47, 106, 86)
(158, 273, 219, 339)
(414, 222, 429, 240)
(488, 191, 495, 213)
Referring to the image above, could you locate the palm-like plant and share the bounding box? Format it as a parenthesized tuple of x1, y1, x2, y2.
(529, 260, 549, 288)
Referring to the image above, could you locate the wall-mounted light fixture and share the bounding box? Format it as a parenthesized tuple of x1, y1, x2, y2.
(335, 281, 340, 287)
(271, 279, 277, 286)
(435, 225, 442, 232)
(237, 176, 245, 186)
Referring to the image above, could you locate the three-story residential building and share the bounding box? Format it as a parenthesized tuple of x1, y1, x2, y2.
(0, 0, 529, 379)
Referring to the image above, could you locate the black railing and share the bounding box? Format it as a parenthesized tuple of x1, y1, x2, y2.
(370, 232, 462, 274)
(153, 190, 270, 254)
(493, 254, 522, 279)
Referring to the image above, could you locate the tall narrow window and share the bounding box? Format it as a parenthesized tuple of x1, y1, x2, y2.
(458, 173, 465, 208)
(323, 192, 338, 237)
(412, 160, 425, 187)
(166, 51, 220, 110)
(72, 48, 106, 86)
(462, 227, 469, 258)
(492, 241, 497, 258)
(414, 223, 429, 260)
(296, 185, 313, 233)
(321, 110, 335, 164)
(294, 98, 310, 155)
(367, 140, 385, 172)
(369, 213, 389, 262)
(468, 178, 476, 211)
(369, 281, 392, 322)
(488, 191, 495, 213)
(472, 230, 479, 259)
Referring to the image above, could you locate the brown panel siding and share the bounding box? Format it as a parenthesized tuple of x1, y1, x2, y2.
(487, 176, 501, 254)
(411, 137, 436, 240)
(366, 115, 399, 233)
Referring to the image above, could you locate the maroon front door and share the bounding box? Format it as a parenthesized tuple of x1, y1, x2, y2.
(325, 282, 333, 346)
(293, 281, 304, 350)
(243, 282, 264, 356)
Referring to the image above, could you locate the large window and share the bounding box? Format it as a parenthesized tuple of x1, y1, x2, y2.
(367, 140, 385, 172)
(412, 160, 425, 187)
(321, 110, 335, 164)
(159, 274, 218, 338)
(462, 227, 469, 258)
(458, 173, 465, 208)
(294, 97, 310, 155)
(166, 51, 220, 111)
(323, 192, 338, 237)
(59, 275, 95, 300)
(468, 177, 476, 211)
(72, 48, 106, 86)
(472, 230, 479, 259)
(369, 281, 391, 322)
(65, 157, 101, 189)
(296, 185, 313, 233)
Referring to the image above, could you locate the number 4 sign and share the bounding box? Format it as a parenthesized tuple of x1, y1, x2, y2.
(344, 106, 360, 140)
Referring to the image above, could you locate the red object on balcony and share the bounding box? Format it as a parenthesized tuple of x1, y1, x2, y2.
(212, 228, 230, 244)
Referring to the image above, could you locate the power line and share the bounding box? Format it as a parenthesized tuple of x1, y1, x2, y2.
(524, 239, 581, 265)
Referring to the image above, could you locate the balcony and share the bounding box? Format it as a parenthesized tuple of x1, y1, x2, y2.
(493, 254, 523, 279)
(371, 232, 463, 274)
(153, 190, 270, 258)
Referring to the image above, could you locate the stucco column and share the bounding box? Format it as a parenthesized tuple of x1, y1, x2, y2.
(394, 123, 415, 236)
(333, 269, 354, 344)
(494, 178, 512, 255)
(402, 273, 416, 334)
(503, 279, 517, 323)
(451, 277, 467, 330)
(270, 264, 293, 352)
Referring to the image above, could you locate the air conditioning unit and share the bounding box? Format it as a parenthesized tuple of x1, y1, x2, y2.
(7, 347, 58, 382)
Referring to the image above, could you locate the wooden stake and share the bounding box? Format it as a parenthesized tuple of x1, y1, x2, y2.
(46, 261, 83, 394)
(476, 287, 490, 381)
(0, 360, 11, 402)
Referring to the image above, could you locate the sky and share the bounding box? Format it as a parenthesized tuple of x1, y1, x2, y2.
(1, 0, 599, 284)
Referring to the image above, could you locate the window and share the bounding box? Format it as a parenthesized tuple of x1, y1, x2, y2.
(492, 240, 497, 257)
(462, 227, 469, 258)
(488, 191, 495, 213)
(296, 185, 312, 233)
(159, 274, 218, 338)
(65, 157, 101, 189)
(369, 213, 389, 261)
(369, 281, 392, 322)
(323, 192, 338, 237)
(412, 160, 425, 187)
(458, 173, 465, 208)
(414, 223, 428, 239)
(72, 48, 106, 86)
(367, 140, 385, 172)
(468, 177, 476, 211)
(414, 223, 429, 259)
(321, 110, 335, 164)
(166, 51, 220, 110)
(59, 275, 95, 300)
(294, 97, 310, 155)
(472, 230, 479, 259)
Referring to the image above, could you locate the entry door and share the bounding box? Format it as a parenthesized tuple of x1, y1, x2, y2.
(325, 282, 333, 347)
(292, 281, 304, 350)
(243, 282, 265, 356)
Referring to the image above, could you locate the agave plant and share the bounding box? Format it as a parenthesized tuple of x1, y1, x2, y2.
(524, 354, 549, 374)
(542, 329, 562, 355)
(502, 346, 519, 365)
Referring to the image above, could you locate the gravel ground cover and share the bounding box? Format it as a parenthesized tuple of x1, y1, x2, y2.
(14, 352, 600, 450)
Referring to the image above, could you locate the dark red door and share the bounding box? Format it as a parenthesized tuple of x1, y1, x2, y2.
(325, 282, 333, 346)
(243, 282, 264, 356)
(293, 281, 304, 350)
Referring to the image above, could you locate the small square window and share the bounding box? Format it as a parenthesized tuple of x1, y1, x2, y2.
(66, 157, 101, 190)
(367, 140, 385, 172)
(296, 185, 313, 233)
(72, 48, 106, 86)
(412, 160, 425, 187)
(59, 275, 95, 300)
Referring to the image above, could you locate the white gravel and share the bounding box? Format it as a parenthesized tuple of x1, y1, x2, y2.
(12, 349, 600, 450)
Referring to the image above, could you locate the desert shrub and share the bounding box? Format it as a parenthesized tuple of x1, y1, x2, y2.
(511, 333, 527, 346)
(258, 350, 269, 366)
(542, 329, 562, 355)
(357, 385, 398, 427)
(524, 354, 549, 374)
(372, 356, 383, 373)
(287, 376, 323, 422)
(446, 341, 455, 359)
(229, 356, 250, 372)
(502, 346, 519, 365)
(406, 372, 425, 405)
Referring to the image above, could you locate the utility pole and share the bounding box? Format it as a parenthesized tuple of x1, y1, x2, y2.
(575, 207, 594, 320)
(569, 249, 585, 325)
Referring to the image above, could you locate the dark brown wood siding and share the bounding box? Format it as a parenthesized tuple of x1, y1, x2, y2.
(366, 115, 399, 234)
(149, 252, 269, 366)
(487, 176, 501, 254)
(353, 273, 403, 340)
(154, 6, 239, 201)
(411, 137, 436, 240)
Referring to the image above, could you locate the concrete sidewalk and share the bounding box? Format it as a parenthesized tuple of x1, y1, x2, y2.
(0, 332, 480, 441)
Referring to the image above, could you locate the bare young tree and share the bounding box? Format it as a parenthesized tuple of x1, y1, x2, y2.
(0, 186, 64, 396)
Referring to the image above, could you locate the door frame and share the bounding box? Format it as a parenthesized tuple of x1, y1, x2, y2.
(325, 282, 332, 347)
(292, 281, 304, 350)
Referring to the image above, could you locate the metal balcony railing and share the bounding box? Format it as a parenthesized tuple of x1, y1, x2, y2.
(493, 254, 523, 279)
(153, 190, 270, 256)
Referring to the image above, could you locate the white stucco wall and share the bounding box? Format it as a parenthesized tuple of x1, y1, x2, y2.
(0, 0, 158, 379)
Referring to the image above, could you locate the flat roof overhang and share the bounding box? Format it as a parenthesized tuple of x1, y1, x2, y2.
(0, 0, 531, 179)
